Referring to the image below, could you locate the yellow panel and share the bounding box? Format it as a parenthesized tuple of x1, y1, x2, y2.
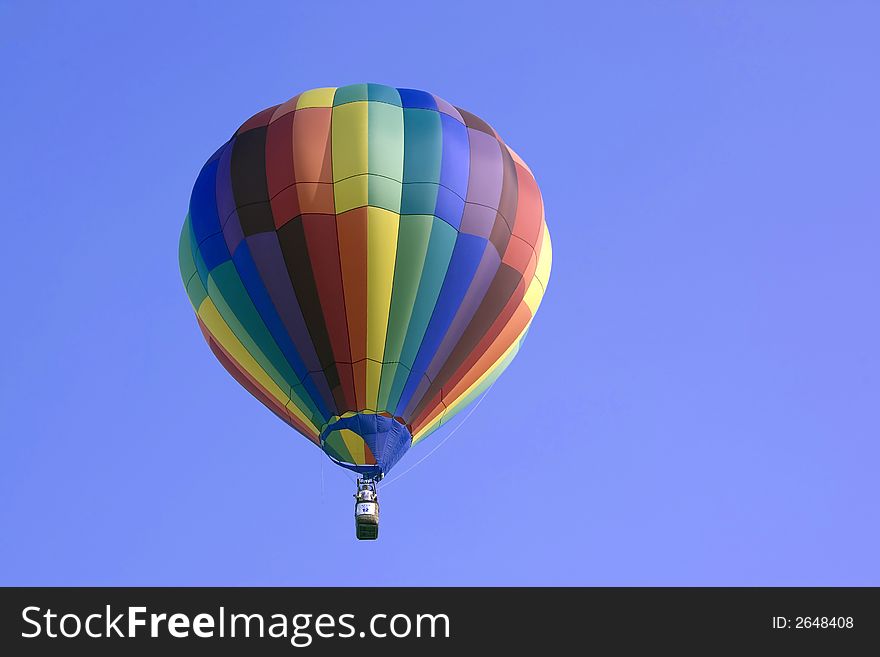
(332, 101, 368, 181)
(365, 361, 383, 411)
(333, 175, 368, 214)
(365, 206, 399, 409)
(340, 429, 367, 464)
(534, 217, 552, 288)
(206, 270, 294, 400)
(296, 87, 337, 109)
(197, 298, 318, 435)
(523, 223, 550, 314)
(523, 275, 545, 314)
(366, 207, 399, 346)
(413, 408, 445, 445)
(284, 402, 320, 444)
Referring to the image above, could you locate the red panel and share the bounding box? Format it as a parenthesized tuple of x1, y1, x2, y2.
(337, 208, 368, 410)
(410, 303, 533, 435)
(302, 214, 352, 371)
(511, 163, 543, 248)
(429, 276, 528, 407)
(236, 105, 278, 135)
(413, 391, 443, 429)
(352, 360, 368, 411)
(501, 235, 534, 274)
(269, 94, 301, 123)
(296, 182, 336, 215)
(271, 186, 301, 229)
(337, 208, 368, 364)
(265, 110, 296, 196)
(335, 363, 357, 411)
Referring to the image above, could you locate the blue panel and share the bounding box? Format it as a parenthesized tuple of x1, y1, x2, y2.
(192, 151, 233, 272)
(321, 414, 413, 478)
(394, 233, 488, 416)
(398, 88, 438, 110)
(232, 239, 331, 421)
(439, 113, 470, 200)
(434, 184, 465, 230)
(198, 232, 231, 272)
(355, 412, 374, 442)
(189, 158, 222, 244)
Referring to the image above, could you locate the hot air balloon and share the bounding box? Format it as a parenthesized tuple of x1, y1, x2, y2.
(179, 84, 551, 539)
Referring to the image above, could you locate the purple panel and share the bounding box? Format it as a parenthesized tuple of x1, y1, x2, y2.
(465, 129, 503, 210)
(246, 231, 336, 413)
(216, 138, 238, 225)
(421, 245, 501, 384)
(433, 95, 464, 123)
(216, 140, 246, 256)
(402, 376, 433, 420)
(459, 202, 497, 239)
(222, 209, 245, 256)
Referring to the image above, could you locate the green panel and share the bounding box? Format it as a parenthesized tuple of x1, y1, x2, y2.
(324, 431, 354, 463)
(178, 214, 196, 284)
(333, 83, 368, 106)
(367, 101, 403, 180)
(185, 271, 208, 309)
(179, 216, 209, 309)
(207, 262, 324, 426)
(403, 108, 442, 182)
(367, 175, 402, 213)
(189, 222, 210, 292)
(377, 215, 434, 410)
(208, 260, 300, 392)
(367, 83, 401, 106)
(291, 382, 322, 425)
(385, 217, 457, 410)
(400, 182, 440, 215)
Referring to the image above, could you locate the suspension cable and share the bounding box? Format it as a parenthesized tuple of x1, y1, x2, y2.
(380, 382, 496, 490)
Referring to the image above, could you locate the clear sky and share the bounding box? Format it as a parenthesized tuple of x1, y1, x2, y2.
(1, 1, 878, 585)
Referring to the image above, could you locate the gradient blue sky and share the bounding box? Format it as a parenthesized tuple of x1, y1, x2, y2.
(1, 1, 878, 585)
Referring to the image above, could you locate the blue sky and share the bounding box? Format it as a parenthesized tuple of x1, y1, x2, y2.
(1, 1, 878, 585)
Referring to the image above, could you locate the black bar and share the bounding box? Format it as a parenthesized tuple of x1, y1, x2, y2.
(1, 587, 876, 654)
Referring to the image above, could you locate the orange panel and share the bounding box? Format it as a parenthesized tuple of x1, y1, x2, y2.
(292, 107, 333, 183)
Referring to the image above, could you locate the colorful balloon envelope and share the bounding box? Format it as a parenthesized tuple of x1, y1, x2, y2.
(179, 84, 551, 478)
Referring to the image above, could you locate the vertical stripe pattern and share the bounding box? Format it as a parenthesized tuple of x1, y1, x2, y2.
(179, 84, 551, 477)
